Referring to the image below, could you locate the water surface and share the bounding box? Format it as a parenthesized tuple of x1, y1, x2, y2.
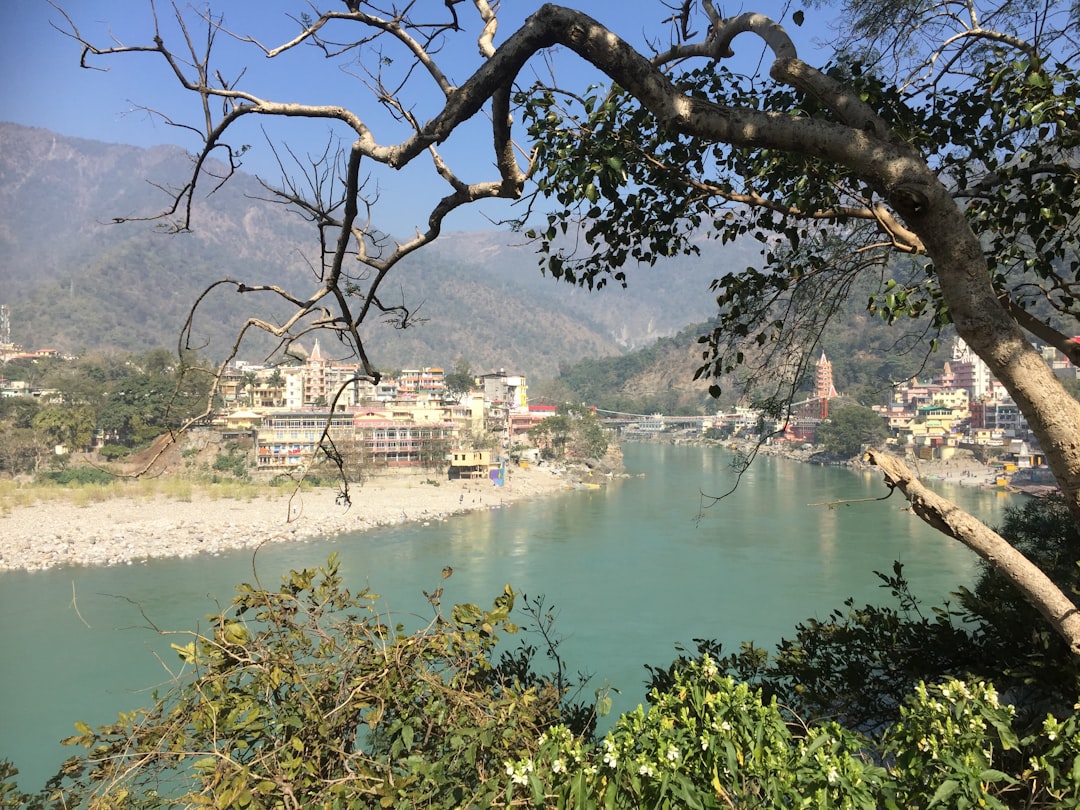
(0, 443, 1014, 791)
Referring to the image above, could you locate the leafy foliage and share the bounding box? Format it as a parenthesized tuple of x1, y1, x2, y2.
(527, 403, 610, 461)
(519, 44, 1080, 407)
(654, 497, 1080, 745)
(35, 555, 598, 809)
(816, 403, 890, 457)
(516, 663, 1077, 808)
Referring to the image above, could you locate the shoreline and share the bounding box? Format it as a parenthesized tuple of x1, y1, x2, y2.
(0, 464, 574, 573)
(657, 435, 1043, 493)
(1, 442, 1034, 574)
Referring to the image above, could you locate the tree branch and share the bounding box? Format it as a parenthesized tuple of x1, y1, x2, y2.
(867, 450, 1080, 655)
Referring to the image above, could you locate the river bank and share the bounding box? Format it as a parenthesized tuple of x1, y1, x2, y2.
(0, 463, 577, 572)
(651, 434, 1044, 493)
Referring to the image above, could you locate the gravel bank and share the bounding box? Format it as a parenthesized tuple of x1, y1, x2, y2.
(0, 466, 571, 572)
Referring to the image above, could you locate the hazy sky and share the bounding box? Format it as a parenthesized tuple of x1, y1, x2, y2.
(3, 1, 831, 236)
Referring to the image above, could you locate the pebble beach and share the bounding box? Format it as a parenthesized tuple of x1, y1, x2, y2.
(0, 466, 571, 572)
(0, 447, 1031, 573)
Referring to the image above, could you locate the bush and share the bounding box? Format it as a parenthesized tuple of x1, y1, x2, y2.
(37, 466, 116, 486)
(97, 444, 129, 461)
(9, 553, 1079, 808)
(211, 444, 250, 479)
(514, 664, 1080, 808)
(39, 556, 598, 809)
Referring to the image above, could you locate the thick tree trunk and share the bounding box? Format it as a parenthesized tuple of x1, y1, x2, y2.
(520, 6, 1080, 528)
(500, 6, 1080, 651)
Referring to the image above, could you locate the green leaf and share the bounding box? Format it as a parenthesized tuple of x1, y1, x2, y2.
(597, 694, 613, 717)
(927, 779, 959, 807)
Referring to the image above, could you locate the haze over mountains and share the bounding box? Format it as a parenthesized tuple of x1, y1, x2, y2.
(0, 122, 756, 379)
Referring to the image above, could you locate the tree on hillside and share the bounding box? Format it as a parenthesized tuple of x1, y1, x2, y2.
(0, 396, 49, 475)
(528, 402, 609, 460)
(30, 404, 95, 453)
(56, 1, 1080, 650)
(816, 403, 889, 458)
(443, 357, 477, 400)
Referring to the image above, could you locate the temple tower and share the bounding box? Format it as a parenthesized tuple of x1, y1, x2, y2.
(815, 351, 839, 419)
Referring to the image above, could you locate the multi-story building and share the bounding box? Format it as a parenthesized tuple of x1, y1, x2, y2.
(949, 338, 994, 400)
(931, 387, 969, 416)
(254, 408, 457, 470)
(398, 368, 446, 398)
(970, 398, 1027, 437)
(255, 410, 356, 469)
(479, 370, 528, 411)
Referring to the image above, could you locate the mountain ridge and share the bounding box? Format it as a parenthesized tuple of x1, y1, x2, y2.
(0, 122, 754, 378)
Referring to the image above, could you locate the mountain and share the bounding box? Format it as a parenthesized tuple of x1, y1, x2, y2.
(0, 123, 757, 378)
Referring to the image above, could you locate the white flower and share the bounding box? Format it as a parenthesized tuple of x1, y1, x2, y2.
(639, 763, 656, 778)
(666, 746, 680, 762)
(603, 751, 618, 769)
(507, 759, 533, 785)
(827, 767, 840, 785)
(552, 758, 566, 775)
(701, 656, 719, 678)
(700, 735, 710, 751)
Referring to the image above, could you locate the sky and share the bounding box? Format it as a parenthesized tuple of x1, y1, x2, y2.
(2, 1, 834, 236)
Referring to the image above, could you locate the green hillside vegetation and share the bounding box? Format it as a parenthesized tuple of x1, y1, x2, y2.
(544, 279, 953, 415)
(539, 321, 718, 414)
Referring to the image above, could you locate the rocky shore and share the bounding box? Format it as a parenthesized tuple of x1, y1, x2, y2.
(0, 464, 576, 573)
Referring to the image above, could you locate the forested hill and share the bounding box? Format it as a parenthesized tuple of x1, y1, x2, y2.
(545, 304, 952, 415)
(0, 122, 758, 378)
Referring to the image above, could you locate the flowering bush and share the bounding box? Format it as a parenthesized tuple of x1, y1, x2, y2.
(5, 561, 1077, 808)
(504, 666, 1079, 809)
(513, 657, 888, 808)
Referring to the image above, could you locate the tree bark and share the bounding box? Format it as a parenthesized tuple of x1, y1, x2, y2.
(69, 2, 1080, 652)
(868, 450, 1080, 654)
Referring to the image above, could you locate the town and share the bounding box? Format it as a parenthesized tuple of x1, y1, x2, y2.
(3, 285, 1076, 483)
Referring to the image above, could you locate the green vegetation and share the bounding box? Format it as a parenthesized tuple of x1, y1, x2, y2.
(0, 349, 212, 477)
(4, 557, 596, 809)
(664, 497, 1080, 747)
(6, 498, 1078, 807)
(443, 357, 476, 400)
(36, 467, 116, 487)
(527, 403, 609, 461)
(816, 404, 890, 458)
(211, 441, 252, 480)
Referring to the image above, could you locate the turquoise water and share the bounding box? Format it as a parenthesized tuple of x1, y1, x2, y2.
(0, 443, 1014, 791)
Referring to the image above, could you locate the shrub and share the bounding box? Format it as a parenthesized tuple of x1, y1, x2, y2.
(37, 467, 116, 486)
(41, 556, 597, 809)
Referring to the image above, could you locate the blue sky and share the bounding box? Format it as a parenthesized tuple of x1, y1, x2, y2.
(3, 1, 832, 235)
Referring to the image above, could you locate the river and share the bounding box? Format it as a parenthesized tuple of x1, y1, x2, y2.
(0, 443, 1015, 792)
